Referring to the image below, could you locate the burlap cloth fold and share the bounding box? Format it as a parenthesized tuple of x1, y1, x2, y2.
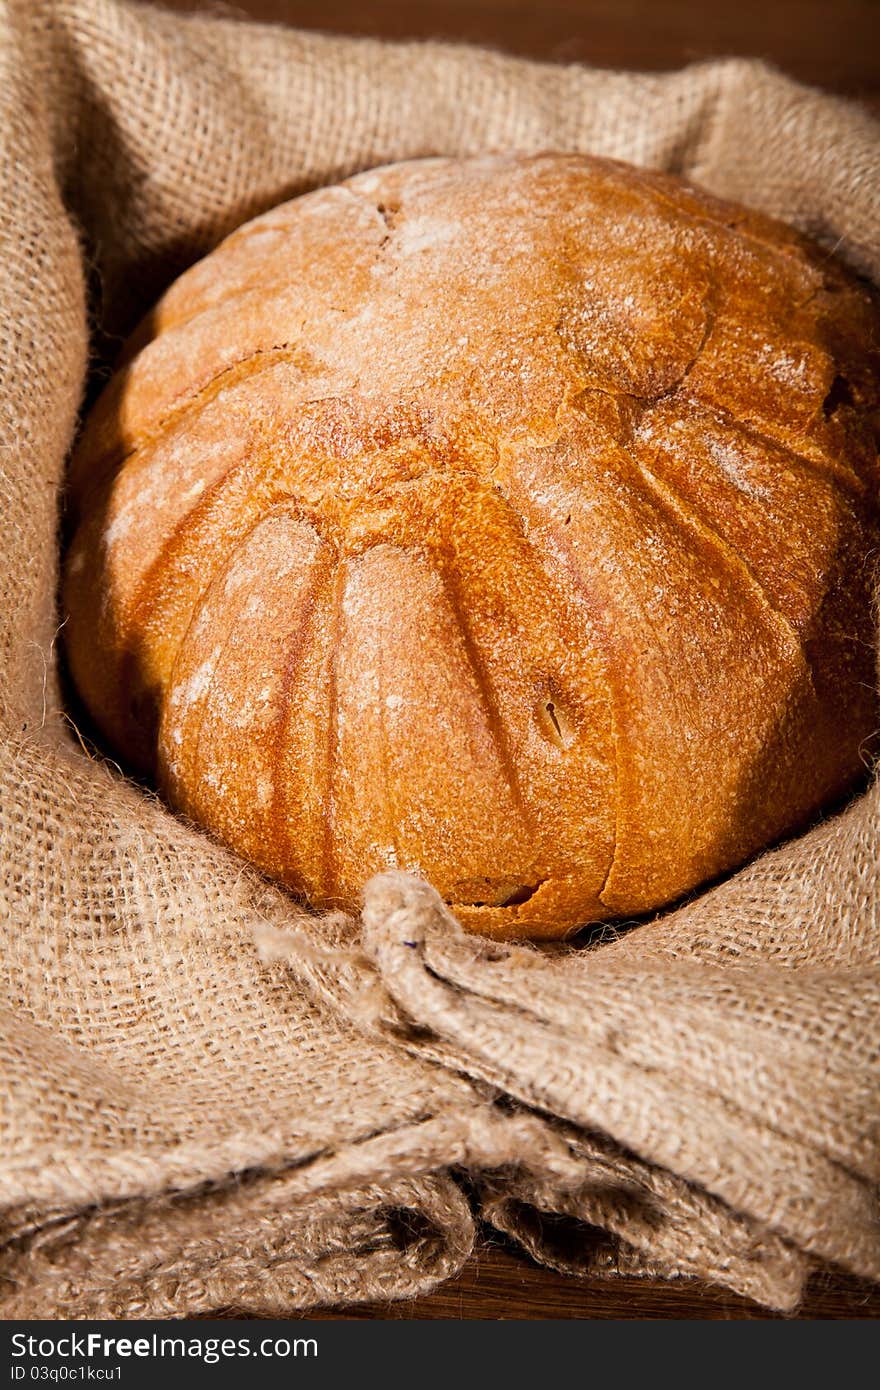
(1, 0, 877, 1318)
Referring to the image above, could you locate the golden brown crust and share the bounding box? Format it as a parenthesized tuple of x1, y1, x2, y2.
(63, 154, 880, 939)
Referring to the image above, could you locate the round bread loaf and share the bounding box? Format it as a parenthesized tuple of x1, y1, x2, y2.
(63, 154, 880, 939)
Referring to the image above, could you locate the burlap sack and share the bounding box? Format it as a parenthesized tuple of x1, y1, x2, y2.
(1, 0, 877, 1317)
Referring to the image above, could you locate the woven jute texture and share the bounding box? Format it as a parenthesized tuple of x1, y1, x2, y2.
(1, 0, 878, 1317)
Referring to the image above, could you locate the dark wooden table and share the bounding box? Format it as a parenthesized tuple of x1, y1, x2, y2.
(160, 0, 880, 96)
(154, 0, 880, 1320)
(312, 1243, 880, 1319)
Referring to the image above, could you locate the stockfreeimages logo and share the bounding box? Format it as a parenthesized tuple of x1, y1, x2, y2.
(10, 1333, 317, 1372)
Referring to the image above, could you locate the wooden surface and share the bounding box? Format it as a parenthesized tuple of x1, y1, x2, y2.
(210, 1240, 880, 1321)
(311, 1242, 880, 1320)
(160, 0, 880, 95)
(150, 0, 879, 1321)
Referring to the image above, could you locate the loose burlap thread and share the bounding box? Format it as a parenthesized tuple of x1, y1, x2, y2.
(1, 0, 878, 1318)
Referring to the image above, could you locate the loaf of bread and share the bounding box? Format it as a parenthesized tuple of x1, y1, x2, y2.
(63, 154, 880, 939)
